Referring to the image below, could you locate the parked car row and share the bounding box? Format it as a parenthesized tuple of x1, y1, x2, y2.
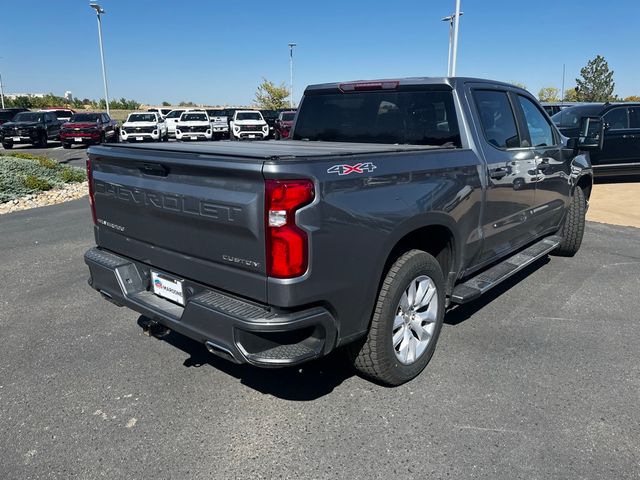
(146, 106, 297, 141)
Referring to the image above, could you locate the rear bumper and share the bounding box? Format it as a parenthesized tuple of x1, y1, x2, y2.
(84, 247, 338, 367)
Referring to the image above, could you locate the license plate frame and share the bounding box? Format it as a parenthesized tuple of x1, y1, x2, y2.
(151, 271, 185, 306)
(135, 136, 144, 141)
(74, 137, 83, 142)
(12, 136, 21, 142)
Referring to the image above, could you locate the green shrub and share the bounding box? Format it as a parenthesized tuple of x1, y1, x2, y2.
(0, 155, 86, 203)
(60, 167, 86, 183)
(6, 152, 45, 161)
(23, 174, 53, 191)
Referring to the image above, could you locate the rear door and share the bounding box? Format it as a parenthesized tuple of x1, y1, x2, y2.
(469, 87, 537, 264)
(514, 93, 570, 235)
(90, 145, 268, 301)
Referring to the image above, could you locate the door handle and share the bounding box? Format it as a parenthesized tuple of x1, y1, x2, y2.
(489, 167, 508, 179)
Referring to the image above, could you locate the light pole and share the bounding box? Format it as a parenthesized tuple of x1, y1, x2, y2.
(441, 6, 463, 76)
(288, 43, 297, 108)
(90, 2, 110, 115)
(0, 72, 5, 109)
(0, 57, 4, 109)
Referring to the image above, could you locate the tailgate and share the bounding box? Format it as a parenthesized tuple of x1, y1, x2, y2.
(89, 145, 267, 302)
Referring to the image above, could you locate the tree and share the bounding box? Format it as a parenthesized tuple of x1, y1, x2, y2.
(511, 82, 528, 90)
(254, 78, 290, 109)
(575, 55, 616, 102)
(564, 88, 579, 102)
(161, 101, 171, 106)
(623, 95, 640, 102)
(178, 101, 197, 107)
(538, 87, 560, 102)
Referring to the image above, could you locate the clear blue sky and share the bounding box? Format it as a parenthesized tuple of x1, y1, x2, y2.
(2, 0, 638, 105)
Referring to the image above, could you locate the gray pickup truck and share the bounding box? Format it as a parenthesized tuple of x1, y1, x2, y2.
(84, 77, 601, 385)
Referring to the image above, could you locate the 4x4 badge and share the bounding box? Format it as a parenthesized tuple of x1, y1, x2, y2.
(327, 162, 377, 176)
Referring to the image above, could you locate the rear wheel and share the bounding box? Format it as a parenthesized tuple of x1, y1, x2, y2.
(350, 249, 446, 386)
(554, 187, 586, 257)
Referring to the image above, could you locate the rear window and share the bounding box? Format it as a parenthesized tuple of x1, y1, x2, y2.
(292, 90, 461, 146)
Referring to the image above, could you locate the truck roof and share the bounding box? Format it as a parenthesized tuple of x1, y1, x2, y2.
(95, 140, 443, 160)
(304, 76, 521, 93)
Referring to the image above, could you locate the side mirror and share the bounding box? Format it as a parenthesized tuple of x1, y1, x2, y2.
(568, 116, 604, 151)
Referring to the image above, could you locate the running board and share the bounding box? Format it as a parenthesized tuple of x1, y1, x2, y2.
(451, 235, 562, 304)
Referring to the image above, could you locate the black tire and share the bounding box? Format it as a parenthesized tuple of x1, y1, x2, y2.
(274, 131, 280, 140)
(553, 187, 586, 257)
(62, 142, 71, 149)
(349, 249, 446, 386)
(229, 127, 236, 141)
(163, 131, 169, 142)
(2, 142, 13, 149)
(38, 131, 48, 147)
(100, 132, 106, 144)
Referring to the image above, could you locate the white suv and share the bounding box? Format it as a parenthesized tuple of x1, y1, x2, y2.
(120, 112, 168, 142)
(165, 109, 199, 138)
(229, 110, 269, 140)
(175, 111, 212, 141)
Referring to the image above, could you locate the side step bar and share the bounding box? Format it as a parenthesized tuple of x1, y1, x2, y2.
(451, 235, 562, 304)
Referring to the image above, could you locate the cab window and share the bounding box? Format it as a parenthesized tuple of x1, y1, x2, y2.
(517, 95, 555, 147)
(474, 90, 520, 149)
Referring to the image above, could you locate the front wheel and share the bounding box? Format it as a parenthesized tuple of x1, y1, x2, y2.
(38, 131, 48, 147)
(350, 249, 446, 386)
(553, 187, 586, 257)
(62, 142, 71, 149)
(2, 142, 13, 149)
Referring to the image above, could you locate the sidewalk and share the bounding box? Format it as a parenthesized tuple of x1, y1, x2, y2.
(586, 181, 640, 228)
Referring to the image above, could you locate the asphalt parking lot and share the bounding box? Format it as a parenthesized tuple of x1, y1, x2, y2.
(1, 199, 638, 479)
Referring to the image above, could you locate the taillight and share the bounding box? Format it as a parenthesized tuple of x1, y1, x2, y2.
(265, 179, 314, 278)
(86, 157, 97, 225)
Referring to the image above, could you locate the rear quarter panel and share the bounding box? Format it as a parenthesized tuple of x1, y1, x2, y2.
(264, 148, 483, 342)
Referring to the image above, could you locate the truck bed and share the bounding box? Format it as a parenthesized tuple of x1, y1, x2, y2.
(102, 139, 443, 160)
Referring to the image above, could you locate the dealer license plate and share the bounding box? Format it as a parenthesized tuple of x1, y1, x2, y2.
(13, 136, 21, 142)
(74, 137, 83, 142)
(248, 134, 256, 139)
(151, 271, 185, 306)
(136, 136, 143, 141)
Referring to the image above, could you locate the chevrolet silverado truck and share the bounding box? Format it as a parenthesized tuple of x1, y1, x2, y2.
(175, 111, 212, 141)
(60, 112, 118, 149)
(120, 112, 168, 142)
(84, 77, 600, 385)
(0, 110, 61, 148)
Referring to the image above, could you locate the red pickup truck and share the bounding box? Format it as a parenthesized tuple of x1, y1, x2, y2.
(60, 112, 118, 148)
